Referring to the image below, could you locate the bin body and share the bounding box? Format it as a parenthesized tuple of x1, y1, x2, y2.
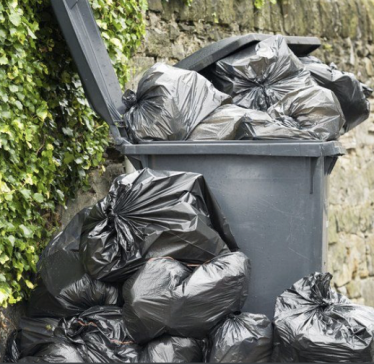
(122, 141, 344, 319)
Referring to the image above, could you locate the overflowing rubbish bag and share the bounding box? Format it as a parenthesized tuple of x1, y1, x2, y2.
(27, 208, 120, 318)
(273, 272, 374, 363)
(17, 338, 85, 363)
(5, 317, 59, 362)
(56, 306, 141, 363)
(140, 336, 206, 363)
(267, 85, 346, 141)
(300, 56, 372, 132)
(207, 35, 315, 111)
(122, 63, 231, 142)
(122, 252, 250, 344)
(208, 313, 273, 363)
(189, 104, 320, 141)
(80, 168, 236, 282)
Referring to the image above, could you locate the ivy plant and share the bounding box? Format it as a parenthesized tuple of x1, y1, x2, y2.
(0, 0, 147, 307)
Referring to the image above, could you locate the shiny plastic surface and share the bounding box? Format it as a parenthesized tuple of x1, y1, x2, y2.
(123, 252, 250, 344)
(80, 169, 236, 282)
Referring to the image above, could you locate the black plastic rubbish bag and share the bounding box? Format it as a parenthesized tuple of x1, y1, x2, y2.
(267, 86, 346, 141)
(140, 336, 206, 363)
(17, 338, 85, 363)
(207, 35, 315, 111)
(273, 272, 374, 362)
(300, 56, 372, 133)
(80, 168, 236, 282)
(4, 317, 59, 362)
(188, 104, 320, 141)
(56, 306, 141, 363)
(209, 313, 273, 363)
(28, 208, 120, 318)
(123, 251, 250, 344)
(122, 63, 231, 142)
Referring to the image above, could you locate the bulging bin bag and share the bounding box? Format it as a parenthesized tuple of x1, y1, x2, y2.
(17, 338, 85, 363)
(56, 306, 141, 363)
(5, 317, 59, 362)
(27, 208, 120, 318)
(267, 85, 346, 141)
(273, 272, 374, 363)
(122, 63, 231, 142)
(209, 35, 315, 111)
(188, 104, 319, 141)
(208, 313, 273, 363)
(80, 168, 236, 282)
(123, 252, 250, 344)
(140, 336, 206, 363)
(300, 56, 372, 133)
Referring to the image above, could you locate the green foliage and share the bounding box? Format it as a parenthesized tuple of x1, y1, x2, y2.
(0, 0, 147, 307)
(254, 0, 277, 9)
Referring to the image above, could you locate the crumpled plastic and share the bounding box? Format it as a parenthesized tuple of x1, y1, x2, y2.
(56, 306, 141, 363)
(122, 63, 231, 142)
(122, 251, 250, 344)
(80, 168, 236, 282)
(267, 85, 346, 141)
(300, 56, 372, 133)
(17, 338, 85, 363)
(188, 104, 320, 141)
(208, 312, 273, 363)
(273, 272, 374, 362)
(140, 336, 206, 363)
(27, 208, 120, 318)
(208, 35, 315, 111)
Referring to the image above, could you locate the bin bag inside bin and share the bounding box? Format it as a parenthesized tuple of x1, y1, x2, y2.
(188, 104, 320, 141)
(56, 306, 141, 363)
(27, 208, 120, 318)
(140, 335, 206, 363)
(122, 251, 250, 344)
(122, 63, 231, 142)
(208, 312, 273, 363)
(80, 168, 236, 282)
(17, 338, 85, 363)
(273, 272, 374, 363)
(207, 35, 315, 111)
(267, 85, 346, 141)
(300, 56, 372, 133)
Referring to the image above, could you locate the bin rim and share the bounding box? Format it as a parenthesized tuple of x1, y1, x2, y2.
(120, 140, 345, 158)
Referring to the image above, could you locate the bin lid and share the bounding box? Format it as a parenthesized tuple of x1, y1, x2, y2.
(121, 140, 345, 158)
(175, 34, 321, 72)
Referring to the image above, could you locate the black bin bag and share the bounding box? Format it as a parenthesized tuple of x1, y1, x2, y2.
(208, 313, 273, 363)
(207, 35, 315, 111)
(80, 169, 237, 282)
(273, 272, 374, 363)
(27, 208, 120, 318)
(122, 63, 231, 142)
(5, 317, 59, 362)
(300, 56, 372, 133)
(56, 306, 141, 363)
(188, 104, 320, 141)
(140, 336, 206, 363)
(17, 338, 85, 363)
(267, 85, 346, 141)
(122, 251, 250, 344)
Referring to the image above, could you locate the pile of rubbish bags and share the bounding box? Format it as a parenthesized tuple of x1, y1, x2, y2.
(122, 35, 371, 143)
(6, 169, 374, 363)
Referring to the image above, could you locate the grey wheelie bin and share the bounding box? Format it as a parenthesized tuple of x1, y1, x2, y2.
(51, 0, 345, 318)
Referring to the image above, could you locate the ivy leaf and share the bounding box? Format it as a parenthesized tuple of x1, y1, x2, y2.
(24, 280, 34, 289)
(19, 224, 32, 238)
(19, 188, 31, 199)
(33, 193, 44, 203)
(36, 106, 48, 121)
(9, 12, 22, 27)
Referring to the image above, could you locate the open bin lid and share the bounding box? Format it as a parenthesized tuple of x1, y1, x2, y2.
(175, 34, 321, 72)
